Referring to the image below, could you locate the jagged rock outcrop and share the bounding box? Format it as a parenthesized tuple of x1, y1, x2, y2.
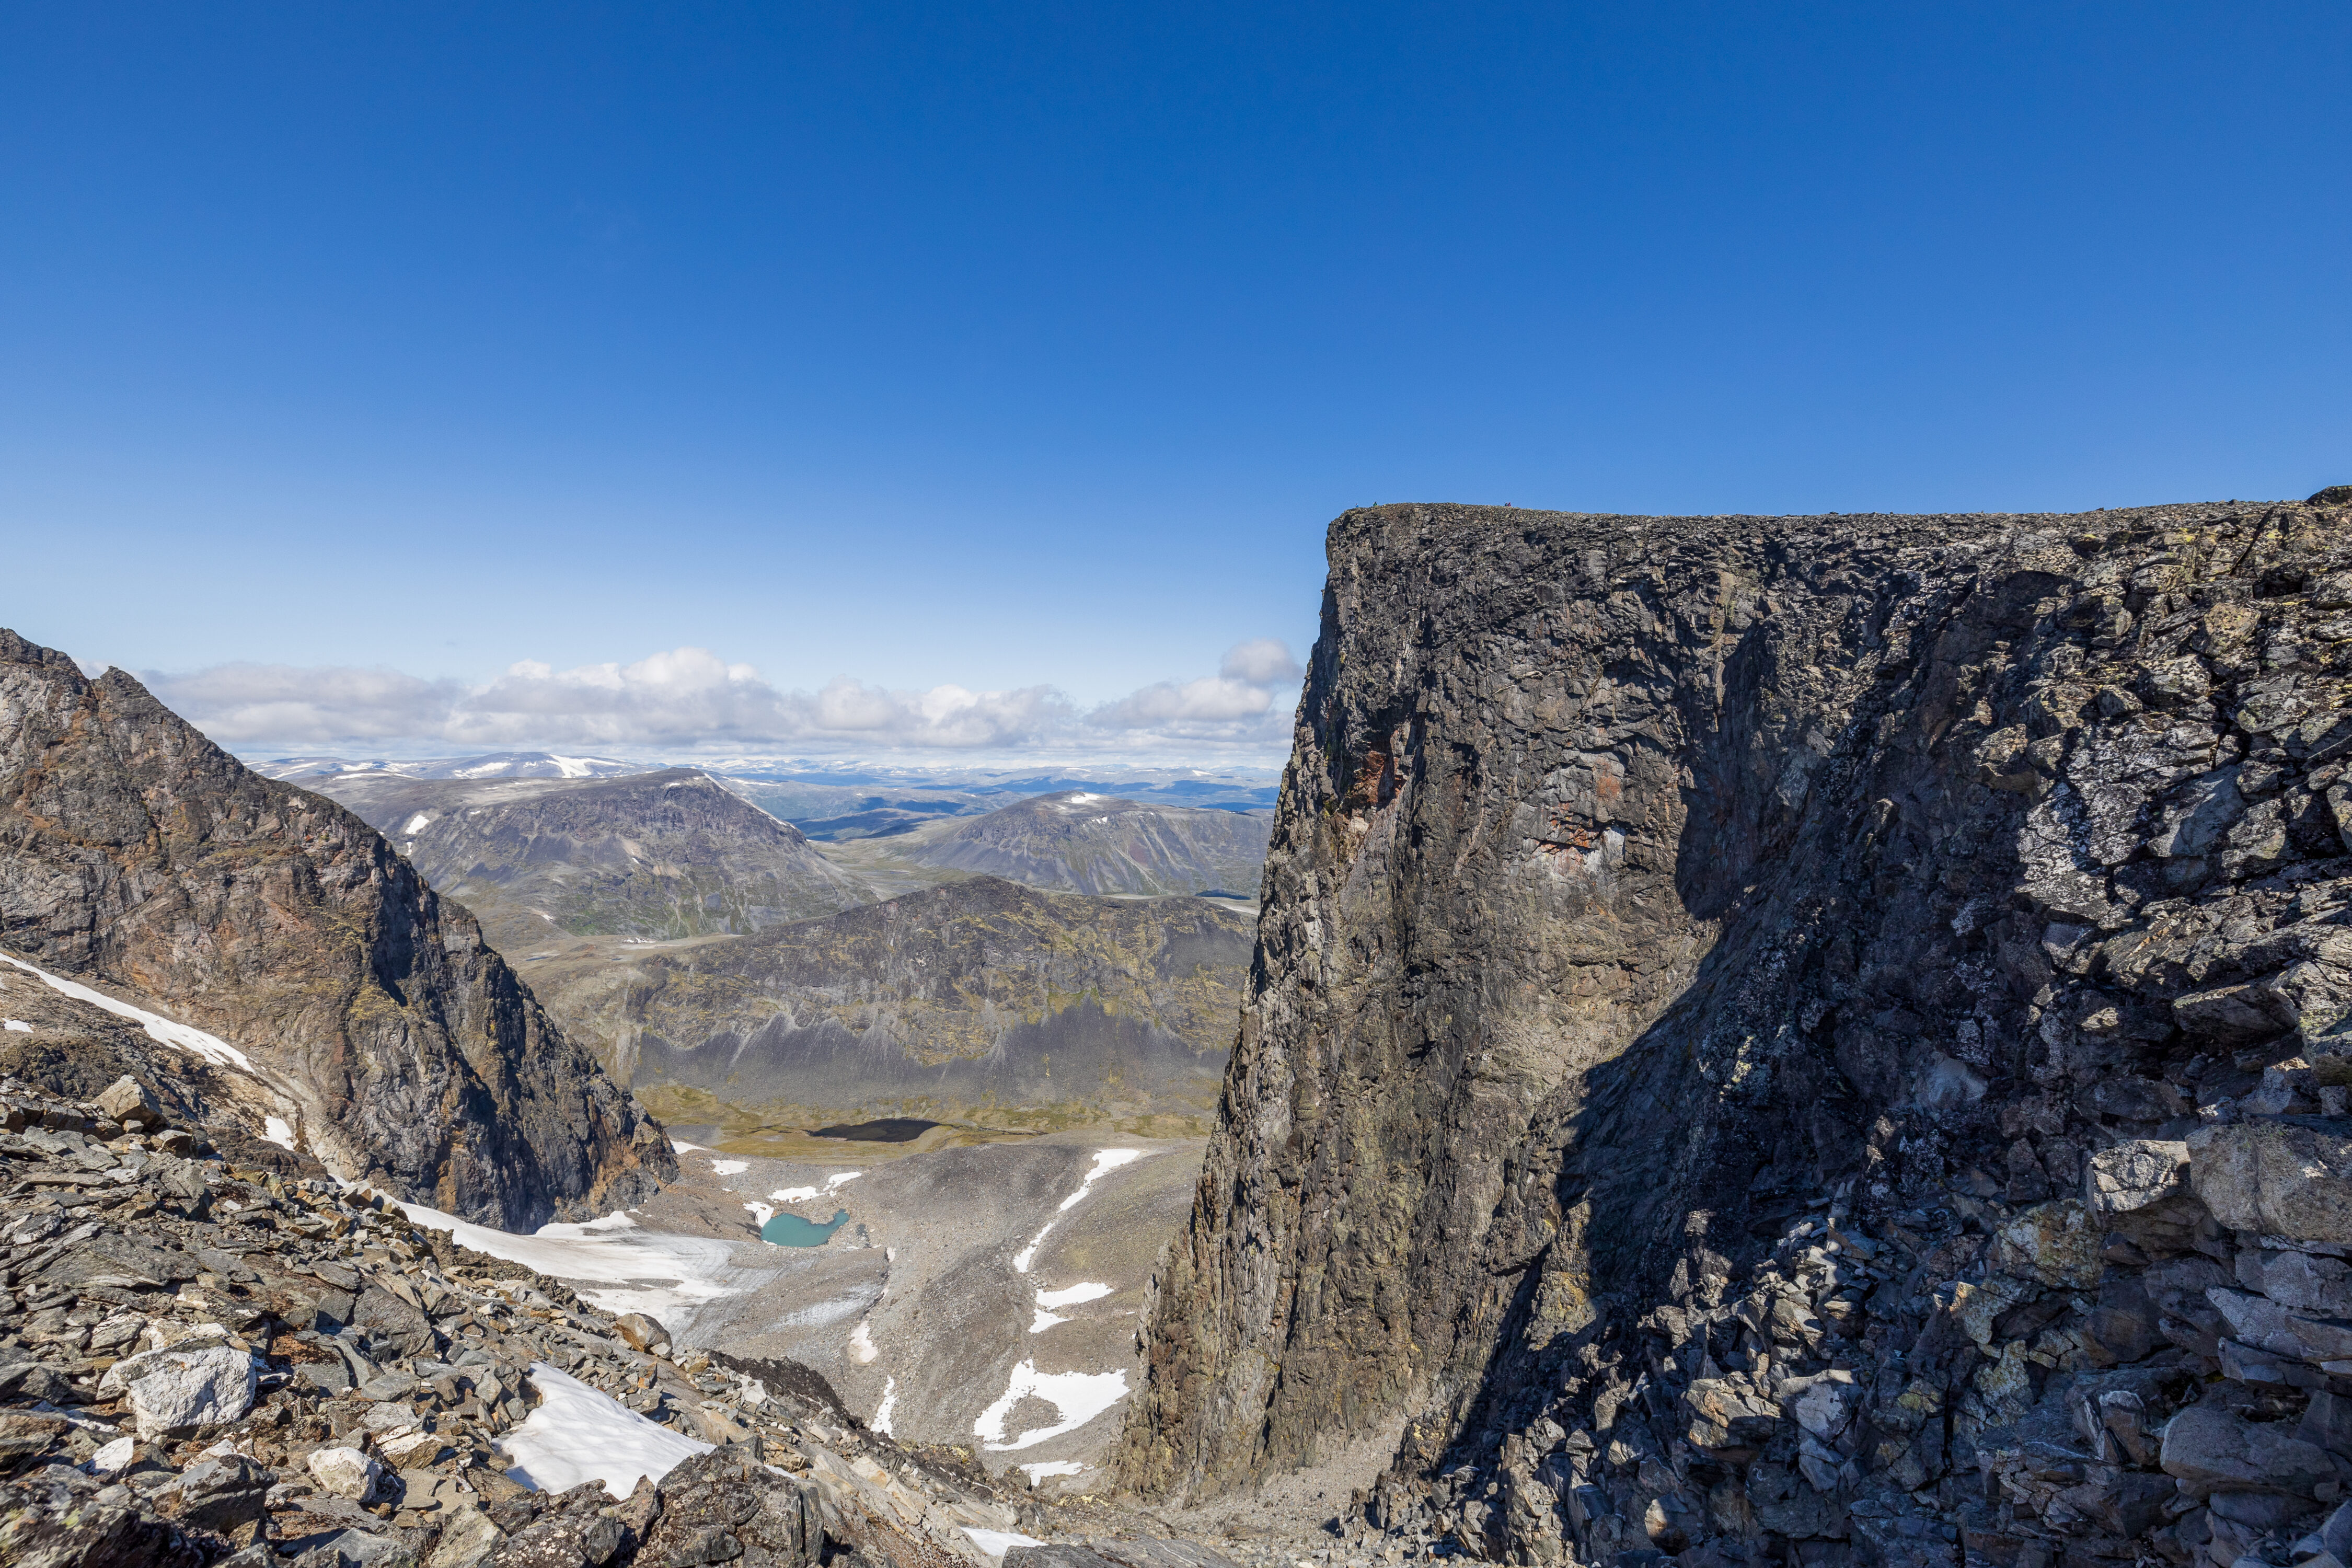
(618, 877, 1252, 1126)
(906, 793, 1274, 897)
(304, 767, 872, 939)
(0, 630, 674, 1229)
(1117, 491, 2352, 1568)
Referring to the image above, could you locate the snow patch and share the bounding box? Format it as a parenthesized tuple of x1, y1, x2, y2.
(1033, 1282, 1113, 1310)
(499, 1363, 710, 1497)
(709, 1160, 747, 1176)
(973, 1361, 1129, 1451)
(1029, 1308, 1067, 1334)
(671, 1140, 707, 1154)
(769, 1186, 818, 1202)
(744, 1202, 774, 1228)
(776, 1295, 871, 1330)
(2, 1020, 27, 1033)
(848, 1320, 878, 1364)
(0, 953, 252, 1071)
(872, 1377, 898, 1436)
(825, 1171, 862, 1193)
(401, 813, 434, 834)
(1018, 1461, 1087, 1483)
(261, 1117, 297, 1152)
(963, 1529, 1045, 1559)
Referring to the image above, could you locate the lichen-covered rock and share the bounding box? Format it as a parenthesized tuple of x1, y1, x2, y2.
(633, 1451, 819, 1567)
(2085, 1137, 2192, 1215)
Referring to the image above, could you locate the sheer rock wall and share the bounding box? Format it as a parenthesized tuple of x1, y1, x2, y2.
(1118, 491, 2352, 1568)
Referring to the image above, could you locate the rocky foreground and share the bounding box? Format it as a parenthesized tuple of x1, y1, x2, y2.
(0, 1071, 1273, 1568)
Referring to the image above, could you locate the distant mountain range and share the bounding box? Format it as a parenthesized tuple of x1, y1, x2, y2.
(899, 790, 1272, 896)
(259, 750, 640, 782)
(290, 766, 872, 939)
(268, 753, 1269, 1129)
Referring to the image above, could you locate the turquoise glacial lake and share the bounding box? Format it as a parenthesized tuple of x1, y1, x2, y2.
(763, 1208, 850, 1247)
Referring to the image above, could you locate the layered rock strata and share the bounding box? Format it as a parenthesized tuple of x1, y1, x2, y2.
(1119, 490, 2352, 1568)
(0, 631, 672, 1229)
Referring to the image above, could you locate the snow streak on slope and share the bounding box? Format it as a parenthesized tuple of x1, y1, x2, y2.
(0, 952, 253, 1070)
(1012, 1148, 1142, 1273)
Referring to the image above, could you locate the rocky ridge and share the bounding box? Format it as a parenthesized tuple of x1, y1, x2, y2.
(0, 631, 673, 1231)
(1117, 490, 2352, 1568)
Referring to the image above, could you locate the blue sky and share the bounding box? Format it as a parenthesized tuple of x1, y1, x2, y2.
(3, 3, 2346, 756)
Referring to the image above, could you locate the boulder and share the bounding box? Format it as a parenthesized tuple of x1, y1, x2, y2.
(2238, 1248, 2352, 1316)
(613, 1312, 672, 1355)
(307, 1445, 384, 1503)
(638, 1451, 820, 1568)
(425, 1504, 502, 1568)
(1679, 1378, 1781, 1452)
(95, 1075, 160, 1124)
(121, 1345, 258, 1439)
(154, 1452, 271, 1534)
(2085, 1140, 2193, 1216)
(2160, 1403, 2342, 1498)
(2189, 1123, 2352, 1243)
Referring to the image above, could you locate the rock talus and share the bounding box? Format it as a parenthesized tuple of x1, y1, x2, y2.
(1119, 492, 2352, 1568)
(0, 630, 674, 1229)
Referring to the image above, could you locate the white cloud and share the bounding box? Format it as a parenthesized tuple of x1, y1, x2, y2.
(1219, 637, 1303, 685)
(142, 638, 1303, 755)
(144, 663, 466, 742)
(1085, 639, 1303, 740)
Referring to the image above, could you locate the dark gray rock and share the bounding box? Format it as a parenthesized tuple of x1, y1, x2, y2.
(1112, 493, 2352, 1568)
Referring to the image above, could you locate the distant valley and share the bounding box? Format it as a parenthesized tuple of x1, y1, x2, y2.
(273, 753, 1271, 1137)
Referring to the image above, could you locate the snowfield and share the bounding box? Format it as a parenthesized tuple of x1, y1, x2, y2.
(394, 1203, 742, 1331)
(973, 1361, 1129, 1452)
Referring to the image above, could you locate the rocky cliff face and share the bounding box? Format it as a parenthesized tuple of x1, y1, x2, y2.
(618, 877, 1253, 1128)
(0, 631, 674, 1229)
(906, 792, 1274, 897)
(1117, 492, 2352, 1568)
(304, 766, 872, 939)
